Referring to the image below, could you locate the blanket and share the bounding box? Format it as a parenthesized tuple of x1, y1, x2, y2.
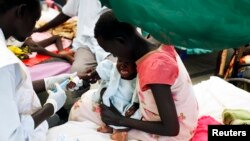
(222, 109, 250, 125)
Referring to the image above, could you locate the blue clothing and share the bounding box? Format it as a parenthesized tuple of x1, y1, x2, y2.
(94, 60, 141, 129)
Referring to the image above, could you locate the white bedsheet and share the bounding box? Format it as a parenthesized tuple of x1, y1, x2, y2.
(46, 121, 112, 141)
(194, 76, 250, 123)
(46, 76, 250, 140)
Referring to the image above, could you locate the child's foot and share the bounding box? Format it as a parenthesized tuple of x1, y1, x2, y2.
(59, 50, 74, 56)
(24, 37, 38, 47)
(58, 51, 75, 64)
(111, 131, 128, 141)
(63, 54, 75, 64)
(97, 125, 113, 133)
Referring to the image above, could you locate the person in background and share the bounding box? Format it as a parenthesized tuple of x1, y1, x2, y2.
(34, 0, 116, 113)
(0, 0, 76, 140)
(35, 0, 116, 76)
(93, 10, 199, 141)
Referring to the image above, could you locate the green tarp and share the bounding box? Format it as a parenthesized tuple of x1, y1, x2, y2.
(100, 0, 250, 50)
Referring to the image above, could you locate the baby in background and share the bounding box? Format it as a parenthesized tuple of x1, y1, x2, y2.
(23, 35, 74, 63)
(7, 34, 74, 63)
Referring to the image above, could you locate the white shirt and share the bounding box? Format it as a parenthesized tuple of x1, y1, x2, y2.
(62, 0, 110, 63)
(0, 29, 48, 141)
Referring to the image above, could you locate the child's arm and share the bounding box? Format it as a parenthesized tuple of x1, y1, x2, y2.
(77, 68, 100, 84)
(100, 84, 179, 136)
(77, 56, 114, 83)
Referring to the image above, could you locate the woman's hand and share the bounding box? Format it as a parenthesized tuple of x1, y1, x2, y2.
(100, 102, 123, 126)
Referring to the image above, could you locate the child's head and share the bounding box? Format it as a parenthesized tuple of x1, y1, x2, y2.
(94, 10, 137, 61)
(116, 57, 137, 80)
(0, 0, 41, 41)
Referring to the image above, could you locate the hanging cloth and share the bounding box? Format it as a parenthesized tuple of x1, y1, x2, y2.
(100, 0, 250, 50)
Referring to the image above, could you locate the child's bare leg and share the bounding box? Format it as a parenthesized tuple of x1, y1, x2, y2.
(31, 46, 61, 57)
(55, 35, 64, 51)
(111, 130, 128, 141)
(58, 50, 74, 57)
(30, 46, 72, 63)
(36, 35, 61, 49)
(97, 125, 113, 133)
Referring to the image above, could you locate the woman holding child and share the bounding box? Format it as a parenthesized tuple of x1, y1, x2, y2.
(93, 10, 199, 141)
(66, 10, 198, 141)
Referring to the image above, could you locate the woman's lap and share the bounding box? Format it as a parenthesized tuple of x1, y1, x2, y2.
(68, 89, 103, 126)
(67, 89, 178, 141)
